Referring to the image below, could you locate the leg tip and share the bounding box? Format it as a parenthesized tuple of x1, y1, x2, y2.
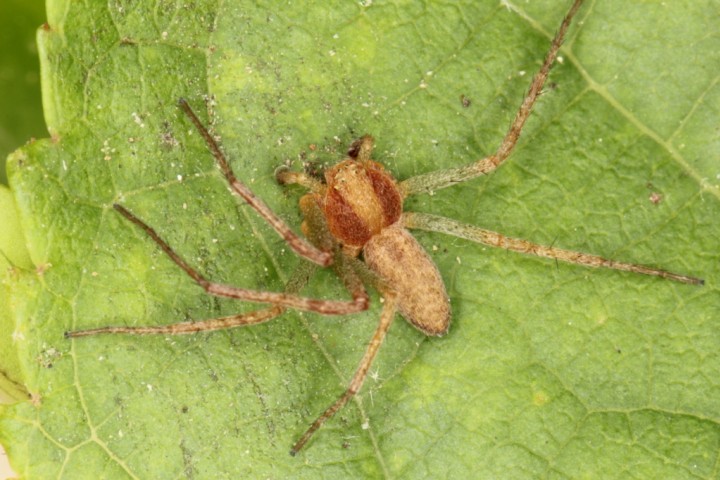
(112, 203, 129, 217)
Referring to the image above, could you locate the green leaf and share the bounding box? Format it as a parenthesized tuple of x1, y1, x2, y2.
(0, 0, 46, 186)
(2, 0, 718, 478)
(0, 185, 32, 405)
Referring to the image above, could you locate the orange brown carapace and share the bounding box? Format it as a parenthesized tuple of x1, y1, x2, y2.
(321, 136, 403, 250)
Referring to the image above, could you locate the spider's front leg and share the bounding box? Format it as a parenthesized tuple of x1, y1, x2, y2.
(178, 98, 332, 267)
(399, 0, 585, 197)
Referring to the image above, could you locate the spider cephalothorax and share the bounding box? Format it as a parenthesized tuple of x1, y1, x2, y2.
(319, 136, 403, 250)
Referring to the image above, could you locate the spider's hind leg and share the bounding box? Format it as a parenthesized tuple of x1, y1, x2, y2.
(402, 211, 704, 286)
(65, 258, 320, 338)
(290, 287, 398, 454)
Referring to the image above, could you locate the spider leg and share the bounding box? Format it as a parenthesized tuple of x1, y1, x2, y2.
(399, 0, 585, 196)
(402, 212, 704, 285)
(290, 289, 398, 455)
(111, 204, 369, 315)
(178, 98, 332, 267)
(65, 306, 285, 338)
(66, 254, 320, 338)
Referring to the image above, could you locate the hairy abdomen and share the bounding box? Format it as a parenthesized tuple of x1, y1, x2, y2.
(363, 226, 450, 336)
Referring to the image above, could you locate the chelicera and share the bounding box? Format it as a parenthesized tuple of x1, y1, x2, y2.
(66, 0, 703, 454)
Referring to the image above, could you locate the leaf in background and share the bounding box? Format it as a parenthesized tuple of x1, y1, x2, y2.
(1, 0, 718, 478)
(0, 0, 46, 186)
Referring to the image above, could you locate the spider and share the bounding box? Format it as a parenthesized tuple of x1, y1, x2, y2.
(66, 0, 703, 455)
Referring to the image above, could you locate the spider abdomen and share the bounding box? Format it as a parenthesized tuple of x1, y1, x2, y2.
(364, 225, 450, 336)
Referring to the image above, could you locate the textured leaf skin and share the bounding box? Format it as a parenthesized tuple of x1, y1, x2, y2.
(0, 0, 46, 185)
(1, 1, 718, 478)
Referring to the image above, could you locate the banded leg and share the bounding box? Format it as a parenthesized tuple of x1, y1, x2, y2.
(399, 0, 585, 196)
(178, 98, 331, 266)
(290, 290, 398, 455)
(111, 204, 369, 315)
(402, 212, 704, 286)
(66, 307, 285, 338)
(66, 255, 318, 338)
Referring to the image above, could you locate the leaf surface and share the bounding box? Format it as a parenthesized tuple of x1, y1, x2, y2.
(1, 1, 719, 478)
